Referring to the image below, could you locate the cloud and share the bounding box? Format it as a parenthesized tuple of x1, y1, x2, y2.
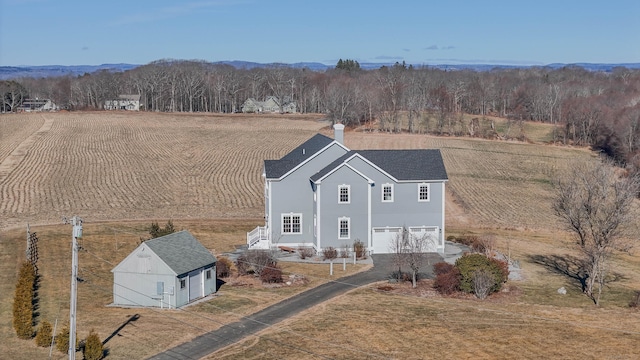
(403, 48, 411, 52)
(375, 55, 404, 60)
(425, 45, 455, 51)
(81, 46, 89, 51)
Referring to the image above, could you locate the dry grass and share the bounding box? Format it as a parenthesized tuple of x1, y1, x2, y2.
(0, 220, 367, 359)
(2, 112, 640, 359)
(0, 112, 326, 230)
(0, 113, 45, 160)
(368, 112, 558, 144)
(211, 285, 640, 360)
(342, 130, 594, 229)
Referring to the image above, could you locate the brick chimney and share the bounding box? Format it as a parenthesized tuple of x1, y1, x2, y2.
(333, 123, 344, 145)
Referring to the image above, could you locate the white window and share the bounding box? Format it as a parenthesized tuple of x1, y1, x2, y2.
(382, 184, 394, 202)
(338, 217, 350, 239)
(419, 183, 430, 202)
(282, 213, 302, 234)
(338, 184, 350, 204)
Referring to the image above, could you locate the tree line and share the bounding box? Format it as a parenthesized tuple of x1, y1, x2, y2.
(3, 59, 640, 166)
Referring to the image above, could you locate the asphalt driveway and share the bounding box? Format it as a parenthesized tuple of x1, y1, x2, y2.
(149, 253, 443, 359)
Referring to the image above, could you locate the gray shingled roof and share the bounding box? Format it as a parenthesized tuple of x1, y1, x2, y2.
(264, 133, 335, 179)
(311, 149, 448, 182)
(145, 230, 216, 276)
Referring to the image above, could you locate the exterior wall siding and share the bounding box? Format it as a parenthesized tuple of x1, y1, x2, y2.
(346, 156, 445, 250)
(316, 166, 370, 249)
(203, 265, 217, 296)
(268, 143, 348, 247)
(113, 272, 176, 308)
(112, 244, 216, 308)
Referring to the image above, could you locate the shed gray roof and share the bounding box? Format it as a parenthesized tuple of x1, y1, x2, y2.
(264, 133, 335, 178)
(145, 231, 216, 276)
(311, 149, 448, 182)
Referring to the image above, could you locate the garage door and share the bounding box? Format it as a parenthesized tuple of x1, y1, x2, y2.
(408, 226, 438, 252)
(188, 269, 203, 301)
(371, 227, 403, 254)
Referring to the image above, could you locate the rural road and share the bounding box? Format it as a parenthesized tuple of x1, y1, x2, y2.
(148, 253, 443, 360)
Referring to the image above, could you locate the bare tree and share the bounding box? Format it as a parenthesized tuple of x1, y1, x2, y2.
(1, 80, 27, 112)
(390, 228, 434, 288)
(553, 159, 639, 305)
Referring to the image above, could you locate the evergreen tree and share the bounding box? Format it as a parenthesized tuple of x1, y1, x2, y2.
(83, 329, 104, 360)
(35, 320, 53, 347)
(148, 220, 176, 238)
(335, 59, 360, 72)
(56, 325, 70, 353)
(13, 262, 36, 339)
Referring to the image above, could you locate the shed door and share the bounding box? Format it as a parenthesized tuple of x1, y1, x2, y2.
(188, 269, 203, 301)
(408, 226, 439, 252)
(371, 227, 403, 254)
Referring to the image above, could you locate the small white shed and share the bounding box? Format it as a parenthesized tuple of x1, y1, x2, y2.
(111, 231, 217, 308)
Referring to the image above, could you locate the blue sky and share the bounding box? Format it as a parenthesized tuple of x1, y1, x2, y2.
(1, 0, 639, 66)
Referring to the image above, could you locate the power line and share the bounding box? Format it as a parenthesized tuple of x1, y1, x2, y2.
(77, 266, 337, 360)
(80, 240, 640, 355)
(79, 240, 396, 358)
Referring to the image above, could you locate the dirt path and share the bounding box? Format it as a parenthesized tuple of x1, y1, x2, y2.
(0, 114, 53, 186)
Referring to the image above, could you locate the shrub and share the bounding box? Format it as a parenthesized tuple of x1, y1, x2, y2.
(55, 325, 70, 353)
(489, 257, 510, 281)
(35, 320, 53, 347)
(148, 220, 176, 239)
(434, 266, 461, 295)
(472, 269, 495, 299)
(353, 239, 367, 259)
(322, 247, 338, 261)
(83, 329, 103, 360)
(235, 253, 251, 276)
(433, 262, 456, 276)
(339, 244, 350, 258)
(455, 253, 507, 294)
(13, 262, 36, 339)
(236, 251, 278, 277)
(249, 250, 277, 275)
(260, 263, 283, 283)
(216, 256, 233, 278)
(298, 247, 314, 259)
(452, 234, 498, 254)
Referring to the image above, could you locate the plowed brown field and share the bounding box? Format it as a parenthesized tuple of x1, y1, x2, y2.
(1, 112, 591, 231)
(0, 112, 326, 230)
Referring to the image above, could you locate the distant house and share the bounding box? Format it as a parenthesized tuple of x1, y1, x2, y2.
(247, 124, 448, 254)
(241, 96, 296, 113)
(17, 98, 58, 112)
(111, 231, 217, 308)
(104, 94, 141, 111)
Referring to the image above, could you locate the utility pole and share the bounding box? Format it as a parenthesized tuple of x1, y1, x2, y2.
(66, 216, 82, 360)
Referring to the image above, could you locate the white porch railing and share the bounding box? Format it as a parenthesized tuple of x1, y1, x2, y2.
(247, 226, 269, 249)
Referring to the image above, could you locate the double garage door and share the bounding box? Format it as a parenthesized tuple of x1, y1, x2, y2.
(371, 226, 438, 254)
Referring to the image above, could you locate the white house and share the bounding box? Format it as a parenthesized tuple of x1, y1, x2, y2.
(247, 124, 448, 254)
(17, 98, 59, 112)
(104, 94, 141, 111)
(112, 231, 217, 308)
(241, 96, 297, 113)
